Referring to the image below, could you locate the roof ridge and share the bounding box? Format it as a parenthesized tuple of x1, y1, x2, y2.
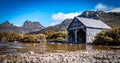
(75, 17, 111, 29)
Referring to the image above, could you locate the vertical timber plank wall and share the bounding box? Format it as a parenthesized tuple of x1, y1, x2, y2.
(86, 28, 102, 43)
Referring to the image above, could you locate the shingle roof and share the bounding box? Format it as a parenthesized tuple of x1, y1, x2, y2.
(76, 17, 111, 29)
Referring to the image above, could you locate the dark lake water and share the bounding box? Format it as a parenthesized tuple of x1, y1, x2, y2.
(0, 42, 118, 54)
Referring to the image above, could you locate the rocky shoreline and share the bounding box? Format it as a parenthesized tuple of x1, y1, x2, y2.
(0, 50, 120, 63)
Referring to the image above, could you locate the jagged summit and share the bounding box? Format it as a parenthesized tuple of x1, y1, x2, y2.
(78, 10, 120, 27)
(22, 20, 44, 29)
(0, 21, 13, 26)
(0, 20, 44, 33)
(78, 10, 105, 19)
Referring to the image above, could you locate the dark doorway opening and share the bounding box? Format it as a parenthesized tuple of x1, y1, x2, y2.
(68, 30, 75, 42)
(77, 29, 86, 44)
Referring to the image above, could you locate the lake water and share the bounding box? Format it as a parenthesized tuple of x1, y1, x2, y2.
(0, 42, 118, 54)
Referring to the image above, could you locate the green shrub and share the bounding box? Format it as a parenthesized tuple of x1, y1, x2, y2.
(56, 37, 65, 41)
(37, 34, 46, 42)
(22, 35, 36, 43)
(45, 30, 67, 41)
(93, 27, 120, 45)
(45, 30, 55, 39)
(0, 31, 22, 42)
(7, 32, 22, 42)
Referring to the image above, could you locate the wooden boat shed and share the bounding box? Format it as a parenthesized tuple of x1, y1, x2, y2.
(67, 17, 111, 44)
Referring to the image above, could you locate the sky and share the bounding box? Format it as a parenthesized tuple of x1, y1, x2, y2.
(0, 0, 120, 27)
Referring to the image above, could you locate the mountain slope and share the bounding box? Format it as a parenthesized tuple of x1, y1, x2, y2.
(78, 11, 120, 27)
(22, 20, 44, 33)
(30, 19, 72, 34)
(0, 20, 44, 33)
(40, 19, 72, 33)
(0, 21, 22, 33)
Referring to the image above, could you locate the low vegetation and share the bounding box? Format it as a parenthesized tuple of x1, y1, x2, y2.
(45, 30, 67, 42)
(93, 27, 120, 45)
(0, 30, 67, 43)
(0, 32, 46, 43)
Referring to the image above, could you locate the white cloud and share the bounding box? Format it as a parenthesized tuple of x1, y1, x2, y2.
(52, 12, 81, 21)
(95, 3, 110, 11)
(14, 24, 21, 27)
(51, 12, 81, 25)
(95, 3, 120, 12)
(50, 22, 58, 26)
(110, 8, 120, 12)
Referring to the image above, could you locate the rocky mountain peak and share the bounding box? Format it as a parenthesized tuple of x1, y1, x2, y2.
(0, 20, 44, 33)
(78, 10, 105, 19)
(22, 20, 44, 29)
(0, 21, 13, 26)
(22, 20, 44, 33)
(78, 10, 120, 27)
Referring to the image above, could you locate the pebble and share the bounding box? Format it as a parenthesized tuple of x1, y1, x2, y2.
(0, 50, 120, 63)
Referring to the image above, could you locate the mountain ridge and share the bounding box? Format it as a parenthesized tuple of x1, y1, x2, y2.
(78, 10, 120, 27)
(0, 10, 120, 34)
(0, 20, 44, 33)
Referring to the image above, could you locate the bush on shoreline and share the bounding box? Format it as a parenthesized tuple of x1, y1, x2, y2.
(37, 34, 47, 42)
(93, 27, 120, 45)
(0, 32, 47, 43)
(0, 31, 22, 42)
(0, 30, 67, 43)
(45, 30, 67, 42)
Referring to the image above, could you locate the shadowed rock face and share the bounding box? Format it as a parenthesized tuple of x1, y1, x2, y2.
(0, 20, 44, 33)
(22, 20, 44, 29)
(78, 11, 105, 19)
(22, 20, 44, 33)
(0, 21, 14, 26)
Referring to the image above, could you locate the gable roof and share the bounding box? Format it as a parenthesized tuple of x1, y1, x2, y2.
(76, 17, 111, 29)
